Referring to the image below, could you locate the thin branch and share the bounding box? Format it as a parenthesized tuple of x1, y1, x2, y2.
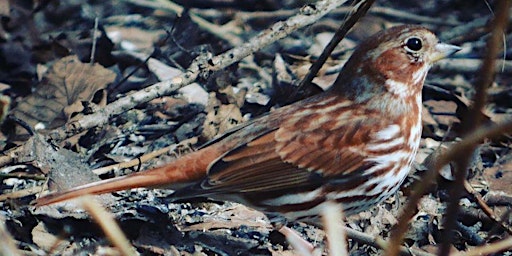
(80, 196, 138, 256)
(295, 0, 375, 102)
(452, 235, 512, 256)
(439, 1, 510, 255)
(344, 227, 434, 256)
(47, 0, 349, 143)
(0, 216, 21, 256)
(464, 180, 512, 235)
(90, 17, 99, 64)
(385, 119, 512, 255)
(224, 6, 460, 26)
(322, 202, 348, 256)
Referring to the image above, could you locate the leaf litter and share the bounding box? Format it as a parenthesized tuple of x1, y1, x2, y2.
(0, 0, 511, 255)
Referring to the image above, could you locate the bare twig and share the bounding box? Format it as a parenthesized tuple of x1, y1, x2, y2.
(438, 16, 490, 42)
(48, 0, 349, 143)
(0, 186, 45, 201)
(439, 14, 512, 43)
(279, 226, 316, 256)
(439, 1, 510, 255)
(322, 202, 348, 256)
(80, 196, 138, 256)
(464, 180, 512, 235)
(295, 0, 374, 102)
(452, 235, 512, 256)
(385, 2, 511, 255)
(467, 2, 510, 129)
(226, 6, 459, 26)
(0, 216, 20, 256)
(344, 227, 434, 256)
(386, 120, 512, 255)
(90, 17, 99, 64)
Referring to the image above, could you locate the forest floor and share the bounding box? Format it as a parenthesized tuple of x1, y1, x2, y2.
(1, 0, 512, 255)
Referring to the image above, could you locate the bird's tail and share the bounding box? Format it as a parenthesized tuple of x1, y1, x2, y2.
(34, 148, 217, 206)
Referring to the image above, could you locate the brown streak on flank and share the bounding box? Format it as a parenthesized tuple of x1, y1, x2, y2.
(364, 183, 378, 192)
(374, 135, 401, 144)
(366, 143, 407, 155)
(394, 158, 411, 176)
(369, 164, 394, 178)
(404, 108, 420, 129)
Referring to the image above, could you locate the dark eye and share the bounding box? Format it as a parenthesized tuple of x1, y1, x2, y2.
(405, 37, 422, 51)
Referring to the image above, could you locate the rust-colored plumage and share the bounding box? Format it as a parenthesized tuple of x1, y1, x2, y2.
(35, 25, 460, 222)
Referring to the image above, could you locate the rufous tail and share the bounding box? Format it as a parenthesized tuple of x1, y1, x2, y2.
(34, 148, 219, 206)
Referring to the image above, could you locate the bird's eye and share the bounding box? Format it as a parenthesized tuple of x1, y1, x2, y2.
(405, 37, 422, 51)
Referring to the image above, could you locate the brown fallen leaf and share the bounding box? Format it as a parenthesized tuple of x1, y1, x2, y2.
(180, 204, 270, 232)
(12, 55, 115, 137)
(484, 160, 512, 194)
(424, 100, 460, 128)
(17, 134, 114, 207)
(201, 93, 244, 141)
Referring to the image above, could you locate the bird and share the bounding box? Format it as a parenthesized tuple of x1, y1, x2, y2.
(35, 25, 460, 224)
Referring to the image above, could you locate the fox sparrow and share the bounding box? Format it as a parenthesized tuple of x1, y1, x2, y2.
(35, 25, 460, 223)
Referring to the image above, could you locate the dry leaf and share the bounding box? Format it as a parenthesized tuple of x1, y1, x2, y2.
(424, 100, 459, 127)
(484, 160, 512, 195)
(12, 55, 115, 133)
(202, 93, 244, 141)
(182, 204, 270, 231)
(16, 134, 100, 189)
(31, 223, 67, 252)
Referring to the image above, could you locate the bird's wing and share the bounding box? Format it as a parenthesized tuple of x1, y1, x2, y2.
(192, 95, 401, 194)
(202, 131, 318, 193)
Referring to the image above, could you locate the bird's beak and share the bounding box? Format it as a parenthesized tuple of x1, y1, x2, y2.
(432, 43, 461, 62)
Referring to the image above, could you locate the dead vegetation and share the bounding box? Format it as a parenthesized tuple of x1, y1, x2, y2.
(0, 0, 512, 255)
